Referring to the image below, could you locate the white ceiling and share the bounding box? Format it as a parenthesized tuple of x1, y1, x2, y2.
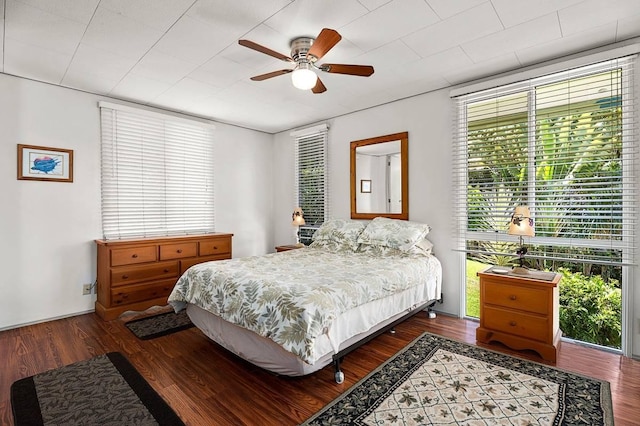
(2, 0, 640, 133)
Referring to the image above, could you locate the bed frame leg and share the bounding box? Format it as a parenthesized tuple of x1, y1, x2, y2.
(333, 358, 345, 384)
(329, 299, 439, 385)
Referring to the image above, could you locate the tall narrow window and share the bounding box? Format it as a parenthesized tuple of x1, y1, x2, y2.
(453, 57, 636, 350)
(100, 102, 216, 240)
(292, 124, 329, 245)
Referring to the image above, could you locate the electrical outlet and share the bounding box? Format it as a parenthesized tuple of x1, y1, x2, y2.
(82, 284, 92, 295)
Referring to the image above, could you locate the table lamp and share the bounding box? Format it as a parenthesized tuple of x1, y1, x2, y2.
(508, 205, 535, 274)
(292, 207, 305, 247)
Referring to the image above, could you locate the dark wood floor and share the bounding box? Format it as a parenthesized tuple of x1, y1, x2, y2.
(1, 310, 639, 425)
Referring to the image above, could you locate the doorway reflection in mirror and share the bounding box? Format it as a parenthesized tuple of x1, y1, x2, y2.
(355, 141, 401, 214)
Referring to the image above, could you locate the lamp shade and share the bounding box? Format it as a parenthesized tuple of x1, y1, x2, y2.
(292, 207, 305, 226)
(291, 65, 317, 90)
(508, 205, 535, 237)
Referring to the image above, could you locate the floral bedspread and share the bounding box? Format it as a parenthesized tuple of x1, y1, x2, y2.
(168, 248, 441, 364)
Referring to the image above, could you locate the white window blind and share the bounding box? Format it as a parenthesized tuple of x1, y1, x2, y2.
(452, 57, 637, 266)
(99, 103, 216, 240)
(293, 124, 329, 244)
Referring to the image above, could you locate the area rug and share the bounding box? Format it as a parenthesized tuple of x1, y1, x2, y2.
(125, 309, 194, 340)
(11, 352, 184, 426)
(303, 333, 613, 425)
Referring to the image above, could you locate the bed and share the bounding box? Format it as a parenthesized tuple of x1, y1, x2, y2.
(168, 217, 442, 383)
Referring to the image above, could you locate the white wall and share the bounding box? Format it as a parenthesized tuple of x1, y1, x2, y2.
(273, 88, 461, 316)
(0, 73, 273, 330)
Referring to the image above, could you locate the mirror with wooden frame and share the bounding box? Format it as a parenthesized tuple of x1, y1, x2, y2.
(350, 132, 408, 220)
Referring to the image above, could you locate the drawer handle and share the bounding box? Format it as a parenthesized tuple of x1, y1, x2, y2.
(177, 249, 183, 253)
(509, 295, 517, 301)
(213, 246, 218, 250)
(509, 321, 517, 327)
(163, 269, 169, 273)
(132, 254, 138, 258)
(122, 275, 129, 279)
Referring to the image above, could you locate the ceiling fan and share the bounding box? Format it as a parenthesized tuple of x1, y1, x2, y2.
(238, 28, 374, 94)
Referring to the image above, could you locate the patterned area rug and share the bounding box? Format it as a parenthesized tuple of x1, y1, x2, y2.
(10, 352, 184, 426)
(303, 333, 613, 425)
(125, 309, 194, 340)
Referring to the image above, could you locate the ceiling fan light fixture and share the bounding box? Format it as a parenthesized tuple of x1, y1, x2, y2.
(239, 28, 374, 93)
(291, 64, 317, 90)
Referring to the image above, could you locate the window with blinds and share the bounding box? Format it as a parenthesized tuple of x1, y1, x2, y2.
(453, 57, 637, 267)
(99, 102, 216, 240)
(293, 124, 329, 245)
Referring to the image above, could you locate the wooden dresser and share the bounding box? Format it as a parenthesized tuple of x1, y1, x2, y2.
(95, 233, 233, 320)
(476, 267, 561, 362)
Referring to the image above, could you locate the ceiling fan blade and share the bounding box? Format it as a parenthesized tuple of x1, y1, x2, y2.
(250, 69, 292, 81)
(311, 77, 327, 94)
(238, 39, 293, 62)
(321, 64, 375, 77)
(307, 28, 341, 61)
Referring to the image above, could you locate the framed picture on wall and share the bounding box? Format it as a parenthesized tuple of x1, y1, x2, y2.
(17, 144, 74, 182)
(360, 179, 371, 193)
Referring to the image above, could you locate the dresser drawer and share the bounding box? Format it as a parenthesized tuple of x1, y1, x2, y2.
(159, 242, 197, 260)
(199, 238, 231, 256)
(110, 279, 176, 306)
(483, 306, 549, 342)
(111, 261, 179, 287)
(484, 281, 548, 314)
(111, 246, 157, 267)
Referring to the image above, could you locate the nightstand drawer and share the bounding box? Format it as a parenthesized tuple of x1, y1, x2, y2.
(484, 281, 548, 314)
(483, 306, 550, 342)
(275, 245, 302, 252)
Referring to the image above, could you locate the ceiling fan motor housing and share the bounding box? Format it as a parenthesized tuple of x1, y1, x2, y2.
(290, 37, 317, 64)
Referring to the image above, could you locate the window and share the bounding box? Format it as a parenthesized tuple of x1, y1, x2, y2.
(453, 57, 636, 350)
(292, 124, 329, 245)
(99, 102, 216, 240)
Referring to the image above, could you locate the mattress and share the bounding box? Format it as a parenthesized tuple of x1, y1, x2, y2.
(169, 247, 442, 375)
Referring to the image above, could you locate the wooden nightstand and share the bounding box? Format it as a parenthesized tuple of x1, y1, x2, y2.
(476, 267, 561, 362)
(275, 244, 304, 252)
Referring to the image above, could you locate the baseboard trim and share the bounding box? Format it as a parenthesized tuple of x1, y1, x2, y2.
(0, 309, 96, 332)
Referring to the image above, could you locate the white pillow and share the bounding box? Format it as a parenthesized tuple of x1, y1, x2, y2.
(311, 218, 368, 252)
(415, 238, 434, 254)
(357, 217, 431, 251)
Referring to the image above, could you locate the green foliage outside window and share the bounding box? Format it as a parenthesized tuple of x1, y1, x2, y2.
(557, 268, 621, 349)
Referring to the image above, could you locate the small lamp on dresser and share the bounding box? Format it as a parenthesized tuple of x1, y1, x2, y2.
(508, 205, 535, 274)
(291, 207, 305, 247)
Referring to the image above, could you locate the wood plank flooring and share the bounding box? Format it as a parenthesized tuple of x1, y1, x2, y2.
(1, 310, 639, 425)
